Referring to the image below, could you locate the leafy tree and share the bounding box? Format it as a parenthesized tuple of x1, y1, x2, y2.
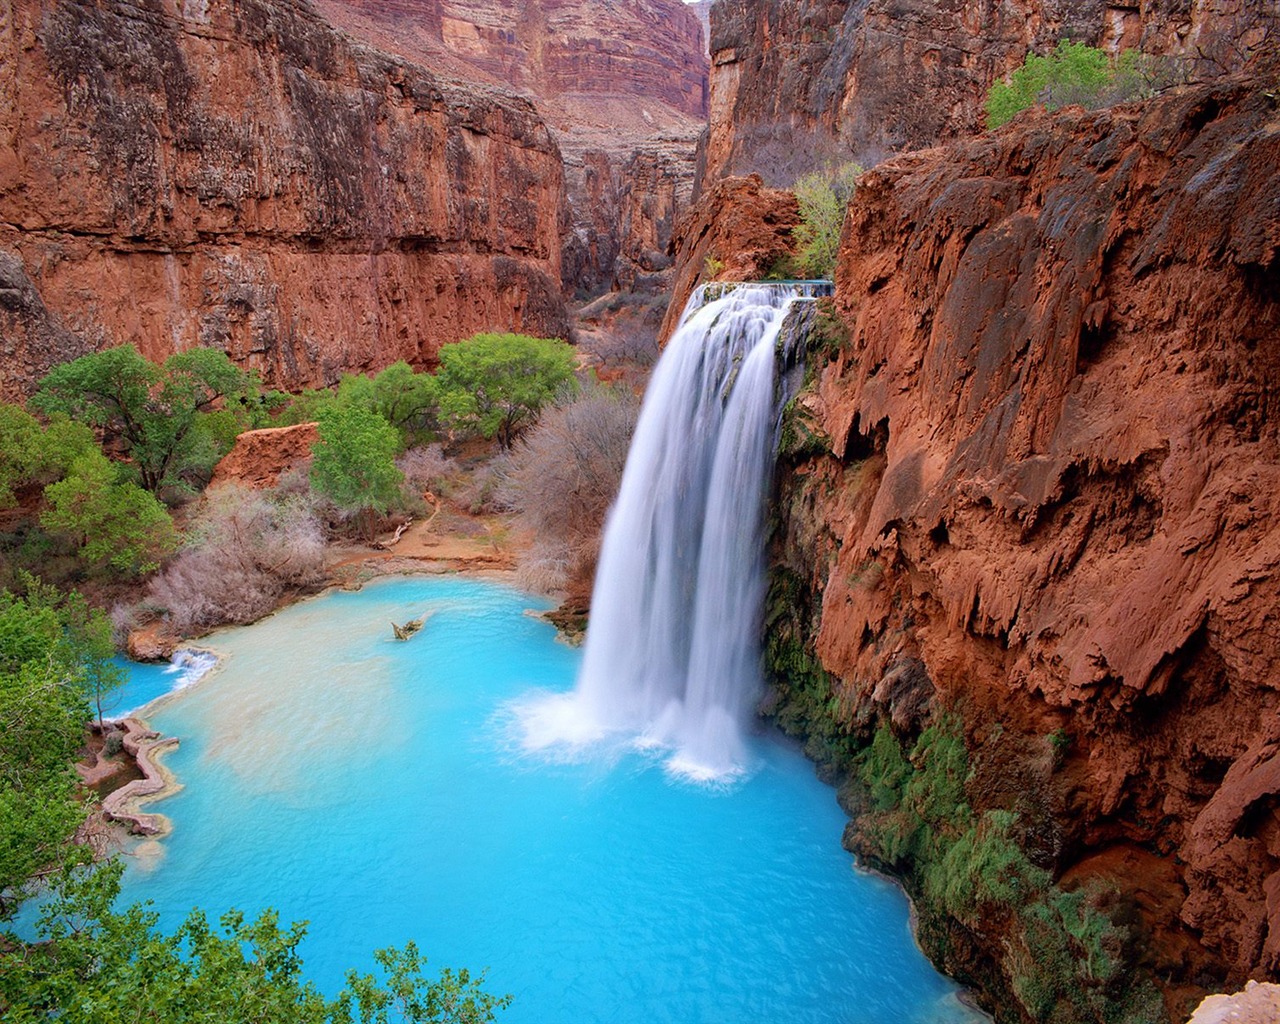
(40, 452, 179, 577)
(437, 334, 577, 450)
(310, 404, 404, 535)
(32, 345, 255, 495)
(0, 585, 105, 917)
(337, 363, 441, 448)
(792, 163, 862, 280)
(985, 41, 1162, 129)
(0, 406, 98, 508)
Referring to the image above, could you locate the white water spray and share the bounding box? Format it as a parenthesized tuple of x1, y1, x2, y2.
(519, 282, 820, 780)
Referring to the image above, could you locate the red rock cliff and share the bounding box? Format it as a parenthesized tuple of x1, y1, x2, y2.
(0, 0, 570, 400)
(770, 73, 1279, 1019)
(313, 0, 710, 296)
(701, 0, 1277, 186)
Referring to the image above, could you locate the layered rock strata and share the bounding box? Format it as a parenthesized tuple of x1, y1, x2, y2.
(0, 0, 570, 400)
(768, 74, 1279, 1021)
(313, 0, 710, 296)
(701, 0, 1279, 187)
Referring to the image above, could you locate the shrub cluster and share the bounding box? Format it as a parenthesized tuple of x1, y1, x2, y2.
(986, 41, 1175, 129)
(145, 486, 326, 635)
(791, 163, 862, 280)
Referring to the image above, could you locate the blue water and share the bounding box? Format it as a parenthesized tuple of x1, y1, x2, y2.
(119, 576, 982, 1024)
(104, 650, 218, 720)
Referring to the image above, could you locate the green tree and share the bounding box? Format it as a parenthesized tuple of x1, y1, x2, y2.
(32, 345, 255, 495)
(310, 404, 404, 535)
(792, 163, 861, 280)
(0, 406, 99, 508)
(336, 362, 441, 449)
(40, 452, 179, 577)
(985, 41, 1159, 129)
(0, 585, 104, 918)
(437, 334, 577, 450)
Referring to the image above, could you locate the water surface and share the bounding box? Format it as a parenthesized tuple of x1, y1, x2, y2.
(121, 576, 983, 1024)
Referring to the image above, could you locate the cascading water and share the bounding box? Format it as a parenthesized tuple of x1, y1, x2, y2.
(523, 282, 826, 780)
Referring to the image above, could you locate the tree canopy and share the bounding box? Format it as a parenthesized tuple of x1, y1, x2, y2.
(436, 334, 577, 449)
(0, 404, 177, 581)
(32, 345, 256, 495)
(310, 404, 404, 527)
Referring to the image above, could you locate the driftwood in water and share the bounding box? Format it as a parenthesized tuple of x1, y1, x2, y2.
(391, 616, 426, 641)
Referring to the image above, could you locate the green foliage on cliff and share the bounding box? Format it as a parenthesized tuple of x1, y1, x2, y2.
(792, 164, 862, 280)
(851, 719, 1159, 1022)
(32, 345, 258, 496)
(761, 553, 1162, 1022)
(985, 41, 1166, 129)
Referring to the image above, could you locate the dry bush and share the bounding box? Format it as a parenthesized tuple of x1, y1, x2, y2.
(397, 444, 456, 496)
(513, 541, 574, 593)
(146, 485, 326, 635)
(500, 385, 638, 592)
(456, 457, 510, 516)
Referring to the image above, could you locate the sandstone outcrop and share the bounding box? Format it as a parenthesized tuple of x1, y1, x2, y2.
(313, 0, 710, 296)
(0, 0, 570, 400)
(658, 174, 799, 342)
(767, 74, 1279, 1019)
(208, 422, 320, 491)
(701, 0, 1278, 187)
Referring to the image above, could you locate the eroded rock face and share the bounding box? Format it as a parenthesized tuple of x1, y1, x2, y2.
(208, 422, 321, 491)
(771, 75, 1279, 1014)
(701, 0, 1278, 186)
(0, 0, 569, 399)
(313, 0, 711, 296)
(657, 174, 799, 342)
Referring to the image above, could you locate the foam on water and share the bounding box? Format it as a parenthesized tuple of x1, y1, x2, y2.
(106, 648, 219, 720)
(119, 577, 986, 1024)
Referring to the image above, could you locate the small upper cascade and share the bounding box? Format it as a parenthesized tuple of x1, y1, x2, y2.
(562, 281, 818, 779)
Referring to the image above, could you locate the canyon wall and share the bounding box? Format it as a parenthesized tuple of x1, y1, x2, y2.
(768, 73, 1279, 1021)
(700, 0, 1278, 187)
(314, 0, 710, 296)
(0, 0, 570, 400)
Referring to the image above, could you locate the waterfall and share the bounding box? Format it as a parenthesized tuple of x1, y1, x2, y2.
(515, 281, 825, 780)
(552, 281, 814, 780)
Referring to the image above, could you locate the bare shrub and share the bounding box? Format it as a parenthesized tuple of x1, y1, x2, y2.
(456, 457, 510, 516)
(109, 600, 144, 647)
(514, 541, 573, 594)
(147, 485, 326, 635)
(397, 444, 456, 496)
(500, 384, 638, 592)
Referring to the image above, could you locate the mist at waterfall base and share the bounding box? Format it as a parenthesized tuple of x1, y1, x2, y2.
(120, 577, 981, 1024)
(518, 284, 814, 782)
